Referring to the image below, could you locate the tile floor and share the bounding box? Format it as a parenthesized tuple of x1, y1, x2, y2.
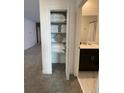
(78, 71, 98, 93)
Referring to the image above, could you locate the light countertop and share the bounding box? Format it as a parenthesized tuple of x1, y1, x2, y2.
(80, 43, 99, 49)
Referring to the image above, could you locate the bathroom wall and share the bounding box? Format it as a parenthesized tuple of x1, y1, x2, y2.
(80, 16, 97, 42)
(95, 16, 99, 44)
(24, 18, 37, 50)
(40, 0, 52, 74)
(82, 0, 99, 16)
(81, 0, 99, 43)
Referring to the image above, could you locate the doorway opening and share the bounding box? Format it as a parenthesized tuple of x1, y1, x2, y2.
(75, 0, 99, 93)
(50, 10, 67, 77)
(36, 23, 41, 45)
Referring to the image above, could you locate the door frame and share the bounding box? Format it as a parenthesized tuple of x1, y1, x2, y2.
(66, 8, 70, 80)
(74, 0, 87, 77)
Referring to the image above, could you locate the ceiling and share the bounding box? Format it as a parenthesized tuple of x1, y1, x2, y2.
(83, 0, 98, 9)
(82, 0, 99, 15)
(24, 0, 40, 22)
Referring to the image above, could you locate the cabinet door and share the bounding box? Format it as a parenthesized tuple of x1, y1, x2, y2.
(79, 54, 92, 70)
(79, 49, 99, 71)
(90, 49, 99, 70)
(90, 54, 99, 70)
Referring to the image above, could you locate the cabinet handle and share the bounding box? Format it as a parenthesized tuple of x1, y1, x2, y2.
(91, 56, 95, 61)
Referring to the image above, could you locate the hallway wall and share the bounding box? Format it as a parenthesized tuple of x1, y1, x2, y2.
(39, 0, 76, 74)
(24, 18, 37, 50)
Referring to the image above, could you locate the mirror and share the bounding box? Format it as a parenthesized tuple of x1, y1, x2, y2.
(80, 16, 98, 44)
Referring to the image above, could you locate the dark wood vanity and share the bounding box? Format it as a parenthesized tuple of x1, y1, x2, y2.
(79, 49, 99, 71)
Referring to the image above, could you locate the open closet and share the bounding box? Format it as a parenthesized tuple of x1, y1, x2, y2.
(50, 11, 67, 64)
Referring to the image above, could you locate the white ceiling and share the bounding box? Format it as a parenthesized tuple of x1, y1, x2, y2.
(24, 0, 40, 22)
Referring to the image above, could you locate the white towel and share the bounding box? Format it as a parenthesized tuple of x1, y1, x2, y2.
(52, 43, 65, 49)
(51, 25, 58, 33)
(52, 49, 64, 53)
(51, 14, 65, 22)
(61, 25, 66, 33)
(52, 43, 65, 53)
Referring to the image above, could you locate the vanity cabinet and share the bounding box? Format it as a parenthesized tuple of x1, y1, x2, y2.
(79, 49, 99, 71)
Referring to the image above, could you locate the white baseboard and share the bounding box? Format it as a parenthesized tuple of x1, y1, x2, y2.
(42, 69, 52, 74)
(77, 77, 85, 93)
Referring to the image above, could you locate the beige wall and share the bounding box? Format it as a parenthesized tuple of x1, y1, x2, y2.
(82, 0, 99, 16)
(80, 16, 97, 42)
(95, 16, 99, 44)
(81, 0, 99, 43)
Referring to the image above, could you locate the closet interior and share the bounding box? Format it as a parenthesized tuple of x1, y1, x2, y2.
(50, 11, 67, 64)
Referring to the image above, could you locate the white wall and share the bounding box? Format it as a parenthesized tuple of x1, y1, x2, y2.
(39, 0, 52, 74)
(74, 0, 83, 76)
(39, 0, 76, 75)
(24, 18, 37, 50)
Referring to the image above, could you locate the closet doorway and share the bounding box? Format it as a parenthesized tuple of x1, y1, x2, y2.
(50, 10, 69, 79)
(36, 23, 41, 44)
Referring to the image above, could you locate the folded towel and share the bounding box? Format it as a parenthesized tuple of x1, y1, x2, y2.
(52, 43, 65, 53)
(51, 14, 66, 22)
(52, 49, 65, 53)
(51, 25, 58, 33)
(61, 25, 66, 33)
(52, 43, 65, 49)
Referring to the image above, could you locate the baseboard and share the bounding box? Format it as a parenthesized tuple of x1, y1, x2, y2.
(77, 77, 85, 93)
(42, 69, 52, 74)
(24, 43, 37, 50)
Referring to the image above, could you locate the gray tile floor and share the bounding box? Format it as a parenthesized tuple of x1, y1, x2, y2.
(24, 44, 83, 93)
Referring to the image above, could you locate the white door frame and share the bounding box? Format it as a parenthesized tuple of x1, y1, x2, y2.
(74, 0, 87, 77)
(66, 8, 70, 80)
